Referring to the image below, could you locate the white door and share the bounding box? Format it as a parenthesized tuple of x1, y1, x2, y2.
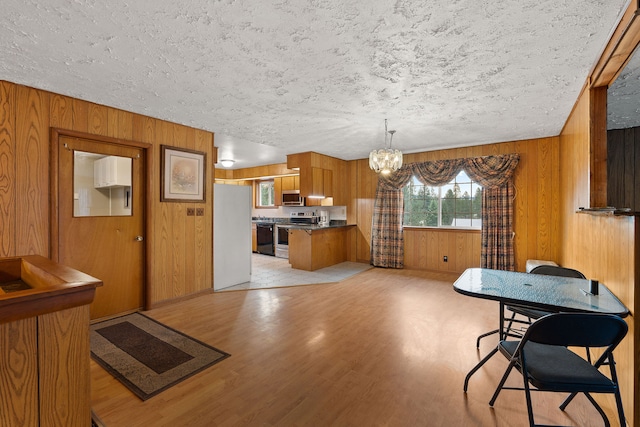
(214, 184, 252, 290)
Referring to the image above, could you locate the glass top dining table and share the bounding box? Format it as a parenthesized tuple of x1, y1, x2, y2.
(454, 268, 629, 392)
(454, 268, 629, 317)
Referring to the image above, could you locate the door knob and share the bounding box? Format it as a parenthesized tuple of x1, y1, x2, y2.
(135, 236, 144, 242)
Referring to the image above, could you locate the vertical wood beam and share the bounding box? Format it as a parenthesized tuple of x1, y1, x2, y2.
(590, 87, 608, 208)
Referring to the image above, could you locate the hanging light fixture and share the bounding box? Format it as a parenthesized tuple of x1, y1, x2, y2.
(369, 119, 403, 174)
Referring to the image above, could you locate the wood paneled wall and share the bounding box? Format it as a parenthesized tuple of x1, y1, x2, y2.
(215, 163, 297, 181)
(350, 137, 561, 273)
(350, 159, 377, 263)
(0, 80, 215, 307)
(559, 86, 638, 425)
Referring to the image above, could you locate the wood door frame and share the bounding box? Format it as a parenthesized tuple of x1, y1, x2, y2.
(50, 127, 152, 310)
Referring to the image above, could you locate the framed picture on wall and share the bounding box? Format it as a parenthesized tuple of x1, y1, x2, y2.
(161, 145, 206, 202)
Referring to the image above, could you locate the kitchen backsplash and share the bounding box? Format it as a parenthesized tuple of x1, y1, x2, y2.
(252, 205, 347, 220)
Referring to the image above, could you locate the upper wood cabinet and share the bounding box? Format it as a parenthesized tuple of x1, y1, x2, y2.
(312, 168, 324, 196)
(273, 175, 299, 206)
(303, 167, 333, 206)
(274, 177, 283, 206)
(281, 175, 299, 191)
(287, 152, 345, 206)
(323, 169, 333, 197)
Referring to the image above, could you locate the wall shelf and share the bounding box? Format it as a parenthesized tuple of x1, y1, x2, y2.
(576, 207, 637, 216)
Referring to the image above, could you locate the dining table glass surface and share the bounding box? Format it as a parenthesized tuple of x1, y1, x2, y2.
(454, 268, 628, 317)
(455, 267, 629, 393)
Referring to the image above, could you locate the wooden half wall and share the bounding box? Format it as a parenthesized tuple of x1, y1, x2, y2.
(350, 136, 561, 273)
(0, 80, 215, 307)
(557, 1, 640, 421)
(559, 84, 638, 427)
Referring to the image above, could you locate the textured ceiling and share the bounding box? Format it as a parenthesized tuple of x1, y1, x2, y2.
(0, 0, 628, 168)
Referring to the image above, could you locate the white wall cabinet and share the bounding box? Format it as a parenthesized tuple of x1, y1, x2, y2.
(93, 156, 132, 188)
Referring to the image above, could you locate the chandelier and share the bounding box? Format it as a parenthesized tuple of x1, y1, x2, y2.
(369, 119, 403, 174)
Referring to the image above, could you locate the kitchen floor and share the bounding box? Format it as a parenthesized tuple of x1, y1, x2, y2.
(218, 253, 372, 291)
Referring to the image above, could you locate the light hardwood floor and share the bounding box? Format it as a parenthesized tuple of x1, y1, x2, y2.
(91, 268, 621, 426)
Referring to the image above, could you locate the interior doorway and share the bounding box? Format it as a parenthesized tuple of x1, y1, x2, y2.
(51, 129, 150, 320)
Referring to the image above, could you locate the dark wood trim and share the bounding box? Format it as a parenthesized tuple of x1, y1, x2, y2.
(590, 87, 608, 207)
(590, 0, 640, 88)
(586, 1, 640, 209)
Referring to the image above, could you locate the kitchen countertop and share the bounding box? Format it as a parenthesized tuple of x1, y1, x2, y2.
(277, 223, 355, 230)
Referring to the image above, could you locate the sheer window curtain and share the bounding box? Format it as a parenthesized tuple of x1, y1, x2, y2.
(370, 154, 519, 270)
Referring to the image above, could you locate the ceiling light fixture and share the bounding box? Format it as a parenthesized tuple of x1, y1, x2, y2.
(369, 119, 402, 175)
(219, 159, 235, 168)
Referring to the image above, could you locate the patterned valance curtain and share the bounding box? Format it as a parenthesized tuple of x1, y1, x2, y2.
(463, 155, 520, 270)
(371, 166, 413, 268)
(370, 154, 520, 270)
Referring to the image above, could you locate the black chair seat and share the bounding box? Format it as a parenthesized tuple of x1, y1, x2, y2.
(489, 313, 627, 427)
(499, 341, 616, 392)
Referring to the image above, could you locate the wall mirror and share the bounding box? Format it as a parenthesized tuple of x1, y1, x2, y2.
(607, 44, 640, 211)
(74, 151, 133, 217)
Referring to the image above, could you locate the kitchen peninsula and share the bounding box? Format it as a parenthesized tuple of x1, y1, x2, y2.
(283, 223, 355, 271)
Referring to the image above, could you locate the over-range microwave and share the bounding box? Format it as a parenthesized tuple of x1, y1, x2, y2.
(282, 190, 305, 206)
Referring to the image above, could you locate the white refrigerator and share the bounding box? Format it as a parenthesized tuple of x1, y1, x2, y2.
(213, 184, 252, 290)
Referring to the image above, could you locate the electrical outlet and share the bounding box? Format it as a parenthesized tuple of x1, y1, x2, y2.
(187, 208, 195, 216)
(443, 256, 448, 262)
(196, 208, 204, 216)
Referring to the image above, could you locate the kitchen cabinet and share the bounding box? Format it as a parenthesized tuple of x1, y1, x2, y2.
(282, 175, 299, 191)
(251, 223, 257, 252)
(323, 169, 333, 197)
(287, 152, 347, 206)
(93, 155, 131, 188)
(273, 175, 299, 206)
(288, 225, 354, 270)
(274, 178, 282, 206)
(305, 168, 333, 206)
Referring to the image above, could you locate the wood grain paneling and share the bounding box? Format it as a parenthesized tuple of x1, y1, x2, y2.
(87, 104, 108, 136)
(50, 94, 73, 129)
(38, 305, 91, 427)
(403, 228, 481, 272)
(108, 109, 133, 140)
(16, 85, 49, 256)
(230, 163, 298, 180)
(0, 317, 38, 427)
(1, 80, 215, 311)
(560, 85, 638, 425)
(354, 159, 376, 263)
(0, 82, 15, 257)
(288, 226, 352, 271)
(590, 87, 608, 208)
(351, 137, 560, 272)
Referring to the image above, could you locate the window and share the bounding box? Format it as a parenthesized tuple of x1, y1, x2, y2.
(256, 180, 275, 207)
(403, 170, 482, 228)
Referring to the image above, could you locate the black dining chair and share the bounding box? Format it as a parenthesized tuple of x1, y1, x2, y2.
(475, 265, 586, 348)
(488, 312, 627, 427)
